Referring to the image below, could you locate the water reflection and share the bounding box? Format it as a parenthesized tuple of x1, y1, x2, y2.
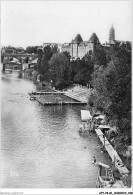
(1, 71, 111, 188)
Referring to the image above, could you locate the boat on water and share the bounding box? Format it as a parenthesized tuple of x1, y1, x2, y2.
(95, 162, 127, 188)
(30, 95, 36, 100)
(79, 110, 95, 134)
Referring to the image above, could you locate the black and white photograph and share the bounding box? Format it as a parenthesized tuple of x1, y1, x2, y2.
(1, 0, 132, 194)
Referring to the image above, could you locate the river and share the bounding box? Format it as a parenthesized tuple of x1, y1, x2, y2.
(1, 71, 111, 188)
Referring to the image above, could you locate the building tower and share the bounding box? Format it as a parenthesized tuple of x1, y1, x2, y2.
(88, 33, 100, 55)
(73, 34, 83, 58)
(109, 25, 115, 45)
(71, 39, 74, 58)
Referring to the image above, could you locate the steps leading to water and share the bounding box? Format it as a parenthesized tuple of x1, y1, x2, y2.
(64, 92, 87, 103)
(64, 85, 92, 104)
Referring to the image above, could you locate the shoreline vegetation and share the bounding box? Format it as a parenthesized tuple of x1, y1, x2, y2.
(23, 42, 131, 187)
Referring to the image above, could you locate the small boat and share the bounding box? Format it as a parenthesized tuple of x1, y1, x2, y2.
(81, 110, 92, 121)
(95, 162, 126, 188)
(78, 124, 89, 134)
(30, 96, 36, 100)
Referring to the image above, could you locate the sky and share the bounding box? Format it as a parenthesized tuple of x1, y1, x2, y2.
(1, 0, 132, 49)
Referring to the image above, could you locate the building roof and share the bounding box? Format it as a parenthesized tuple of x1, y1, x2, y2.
(88, 33, 100, 44)
(73, 34, 83, 44)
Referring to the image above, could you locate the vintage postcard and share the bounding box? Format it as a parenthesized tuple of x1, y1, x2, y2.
(1, 0, 132, 194)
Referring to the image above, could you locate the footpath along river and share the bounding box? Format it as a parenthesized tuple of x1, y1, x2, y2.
(1, 70, 111, 188)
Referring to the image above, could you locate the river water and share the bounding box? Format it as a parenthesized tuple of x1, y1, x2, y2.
(1, 71, 111, 188)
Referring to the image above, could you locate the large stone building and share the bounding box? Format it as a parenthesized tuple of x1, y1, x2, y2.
(60, 32, 102, 59)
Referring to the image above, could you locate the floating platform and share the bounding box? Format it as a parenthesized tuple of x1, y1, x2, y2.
(29, 91, 65, 95)
(30, 96, 36, 100)
(36, 97, 86, 105)
(29, 91, 87, 105)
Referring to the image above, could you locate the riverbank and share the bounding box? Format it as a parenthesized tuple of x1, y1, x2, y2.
(95, 128, 130, 187)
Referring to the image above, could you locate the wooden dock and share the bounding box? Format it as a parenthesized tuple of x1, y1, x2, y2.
(29, 90, 87, 105)
(36, 97, 86, 105)
(95, 128, 129, 176)
(29, 91, 65, 95)
(29, 88, 88, 105)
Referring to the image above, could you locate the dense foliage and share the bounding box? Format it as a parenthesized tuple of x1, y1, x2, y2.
(88, 42, 131, 150)
(25, 46, 38, 54)
(49, 52, 72, 89)
(36, 45, 58, 82)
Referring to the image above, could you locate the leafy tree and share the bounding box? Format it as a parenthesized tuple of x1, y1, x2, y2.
(26, 46, 38, 54)
(36, 45, 57, 80)
(90, 42, 131, 147)
(66, 54, 94, 86)
(71, 54, 94, 85)
(49, 52, 72, 89)
(36, 49, 43, 74)
(92, 48, 107, 66)
(63, 51, 71, 61)
(51, 45, 58, 54)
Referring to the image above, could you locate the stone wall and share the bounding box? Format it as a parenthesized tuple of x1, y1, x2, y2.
(61, 42, 96, 58)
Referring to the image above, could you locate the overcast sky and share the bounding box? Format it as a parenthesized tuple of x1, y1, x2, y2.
(1, 1, 132, 48)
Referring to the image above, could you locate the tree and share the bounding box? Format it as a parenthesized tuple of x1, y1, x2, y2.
(71, 54, 94, 85)
(49, 52, 72, 89)
(51, 45, 58, 54)
(36, 49, 43, 74)
(92, 48, 107, 66)
(26, 46, 38, 54)
(90, 42, 131, 148)
(36, 45, 57, 80)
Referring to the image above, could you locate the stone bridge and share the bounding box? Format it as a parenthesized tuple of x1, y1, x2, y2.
(1, 53, 38, 71)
